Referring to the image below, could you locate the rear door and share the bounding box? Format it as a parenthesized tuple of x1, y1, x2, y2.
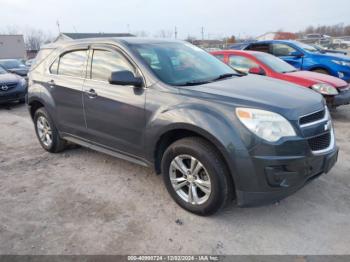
(82, 45, 146, 157)
(245, 43, 271, 53)
(47, 47, 88, 137)
(270, 43, 303, 69)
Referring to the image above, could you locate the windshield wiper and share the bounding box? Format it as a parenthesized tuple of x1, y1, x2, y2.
(176, 73, 240, 86)
(281, 70, 298, 73)
(176, 80, 212, 86)
(211, 73, 238, 81)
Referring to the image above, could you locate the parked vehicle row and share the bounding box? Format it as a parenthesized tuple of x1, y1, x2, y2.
(230, 40, 350, 82)
(0, 59, 29, 78)
(0, 65, 27, 104)
(0, 58, 34, 105)
(211, 50, 350, 108)
(27, 38, 338, 216)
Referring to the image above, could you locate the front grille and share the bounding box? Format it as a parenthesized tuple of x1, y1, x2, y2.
(299, 109, 325, 125)
(0, 82, 18, 92)
(308, 132, 331, 151)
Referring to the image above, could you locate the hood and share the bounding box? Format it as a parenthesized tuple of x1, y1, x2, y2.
(322, 50, 347, 56)
(314, 52, 350, 61)
(0, 73, 21, 84)
(180, 75, 324, 121)
(7, 68, 28, 77)
(284, 71, 348, 89)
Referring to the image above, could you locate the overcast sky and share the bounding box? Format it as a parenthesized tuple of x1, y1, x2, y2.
(1, 0, 350, 39)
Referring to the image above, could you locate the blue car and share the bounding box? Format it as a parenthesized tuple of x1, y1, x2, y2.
(231, 40, 350, 82)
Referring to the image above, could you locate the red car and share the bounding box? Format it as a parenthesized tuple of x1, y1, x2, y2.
(211, 50, 350, 108)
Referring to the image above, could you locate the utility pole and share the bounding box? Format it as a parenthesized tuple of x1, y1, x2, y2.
(56, 20, 61, 34)
(201, 26, 204, 40)
(174, 26, 178, 39)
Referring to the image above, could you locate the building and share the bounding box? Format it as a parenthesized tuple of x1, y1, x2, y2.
(257, 32, 297, 41)
(0, 35, 26, 59)
(55, 32, 134, 42)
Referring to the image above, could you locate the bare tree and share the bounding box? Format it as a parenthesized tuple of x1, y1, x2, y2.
(154, 30, 173, 38)
(299, 23, 350, 37)
(24, 29, 53, 50)
(185, 35, 197, 44)
(133, 30, 149, 37)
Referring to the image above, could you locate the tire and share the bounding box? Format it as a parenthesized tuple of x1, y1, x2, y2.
(34, 107, 66, 153)
(311, 68, 329, 75)
(18, 98, 25, 104)
(161, 137, 234, 216)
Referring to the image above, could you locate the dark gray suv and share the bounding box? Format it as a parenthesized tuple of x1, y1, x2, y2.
(27, 38, 338, 215)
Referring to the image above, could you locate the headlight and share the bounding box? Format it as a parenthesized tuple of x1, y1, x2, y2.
(311, 83, 338, 95)
(332, 60, 350, 67)
(236, 108, 296, 142)
(19, 78, 27, 87)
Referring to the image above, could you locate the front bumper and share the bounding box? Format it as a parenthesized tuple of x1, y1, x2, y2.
(330, 88, 350, 107)
(0, 89, 27, 104)
(236, 147, 338, 207)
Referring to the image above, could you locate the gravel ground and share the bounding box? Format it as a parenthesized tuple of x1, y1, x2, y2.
(0, 103, 349, 255)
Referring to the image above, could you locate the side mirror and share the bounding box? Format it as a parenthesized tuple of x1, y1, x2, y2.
(290, 51, 304, 58)
(248, 67, 266, 75)
(109, 70, 143, 87)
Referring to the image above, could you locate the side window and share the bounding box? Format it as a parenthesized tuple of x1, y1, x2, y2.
(228, 55, 259, 73)
(91, 50, 135, 81)
(58, 50, 88, 77)
(246, 43, 270, 53)
(213, 54, 224, 62)
(50, 58, 59, 74)
(271, 44, 297, 57)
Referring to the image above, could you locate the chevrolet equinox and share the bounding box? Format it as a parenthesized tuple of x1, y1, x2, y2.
(27, 38, 338, 215)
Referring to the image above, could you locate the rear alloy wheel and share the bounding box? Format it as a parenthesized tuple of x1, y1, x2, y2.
(34, 108, 66, 153)
(37, 115, 53, 148)
(162, 137, 234, 216)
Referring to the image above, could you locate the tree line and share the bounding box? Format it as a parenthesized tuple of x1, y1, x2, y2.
(298, 23, 350, 37)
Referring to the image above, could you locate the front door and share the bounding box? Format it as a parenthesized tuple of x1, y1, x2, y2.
(271, 43, 303, 69)
(82, 46, 146, 157)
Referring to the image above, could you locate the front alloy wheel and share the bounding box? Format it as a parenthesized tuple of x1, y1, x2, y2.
(170, 155, 211, 205)
(162, 137, 234, 216)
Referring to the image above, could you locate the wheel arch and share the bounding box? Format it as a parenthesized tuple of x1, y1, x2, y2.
(28, 98, 45, 120)
(152, 124, 236, 195)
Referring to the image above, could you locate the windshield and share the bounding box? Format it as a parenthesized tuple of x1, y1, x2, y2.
(254, 52, 297, 73)
(0, 59, 26, 69)
(0, 66, 7, 74)
(293, 42, 319, 53)
(130, 42, 236, 86)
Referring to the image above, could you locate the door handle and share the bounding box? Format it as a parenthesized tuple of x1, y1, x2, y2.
(86, 89, 98, 98)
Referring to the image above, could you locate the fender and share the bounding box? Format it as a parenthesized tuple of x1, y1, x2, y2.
(143, 102, 253, 189)
(27, 82, 58, 123)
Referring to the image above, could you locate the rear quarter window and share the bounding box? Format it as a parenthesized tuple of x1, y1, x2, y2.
(30, 48, 55, 70)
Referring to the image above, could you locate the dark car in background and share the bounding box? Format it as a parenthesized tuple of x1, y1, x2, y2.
(28, 38, 338, 215)
(232, 40, 350, 82)
(0, 65, 27, 104)
(0, 59, 29, 78)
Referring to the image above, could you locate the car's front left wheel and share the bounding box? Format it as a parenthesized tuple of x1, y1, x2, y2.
(161, 137, 234, 216)
(34, 107, 66, 153)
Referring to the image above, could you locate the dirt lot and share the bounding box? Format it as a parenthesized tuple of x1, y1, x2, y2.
(0, 103, 350, 255)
